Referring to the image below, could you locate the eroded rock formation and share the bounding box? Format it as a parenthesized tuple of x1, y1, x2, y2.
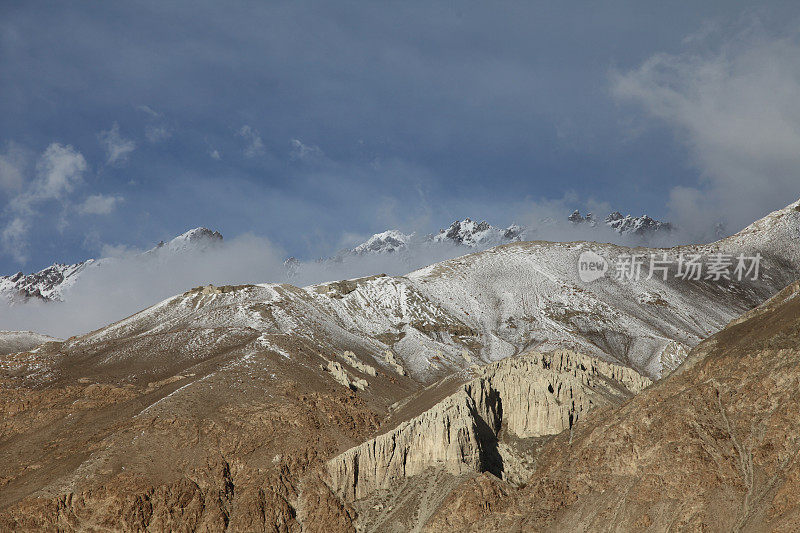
(326, 349, 650, 500)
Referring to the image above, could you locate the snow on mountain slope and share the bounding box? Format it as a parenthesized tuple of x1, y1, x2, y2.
(568, 210, 673, 236)
(148, 227, 223, 254)
(350, 230, 413, 255)
(0, 261, 94, 303)
(340, 219, 522, 257)
(0, 331, 60, 356)
(344, 210, 671, 259)
(0, 227, 223, 304)
(2, 203, 797, 530)
(430, 218, 524, 247)
(604, 212, 672, 235)
(65, 200, 800, 382)
(401, 200, 800, 378)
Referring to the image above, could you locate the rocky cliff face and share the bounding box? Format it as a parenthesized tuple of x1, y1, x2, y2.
(430, 280, 800, 532)
(326, 349, 650, 501)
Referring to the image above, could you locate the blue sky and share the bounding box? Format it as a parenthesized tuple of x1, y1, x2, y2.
(2, 1, 800, 273)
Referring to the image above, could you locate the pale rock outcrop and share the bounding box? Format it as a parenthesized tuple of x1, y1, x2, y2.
(322, 360, 369, 391)
(340, 351, 377, 376)
(474, 349, 650, 438)
(383, 350, 406, 376)
(327, 387, 492, 500)
(326, 349, 649, 499)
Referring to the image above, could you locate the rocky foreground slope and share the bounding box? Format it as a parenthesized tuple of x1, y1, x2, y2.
(425, 280, 800, 532)
(0, 322, 648, 531)
(322, 349, 650, 531)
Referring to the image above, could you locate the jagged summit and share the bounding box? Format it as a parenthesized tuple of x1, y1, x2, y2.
(153, 227, 223, 253)
(569, 210, 673, 236)
(431, 218, 524, 247)
(343, 209, 673, 261)
(0, 227, 224, 303)
(171, 226, 223, 244)
(350, 230, 412, 255)
(0, 261, 93, 303)
(342, 219, 522, 257)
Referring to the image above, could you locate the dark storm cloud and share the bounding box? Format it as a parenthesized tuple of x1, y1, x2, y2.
(1, 1, 799, 272)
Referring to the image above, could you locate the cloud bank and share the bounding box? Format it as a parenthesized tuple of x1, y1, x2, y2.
(0, 232, 473, 338)
(612, 24, 800, 239)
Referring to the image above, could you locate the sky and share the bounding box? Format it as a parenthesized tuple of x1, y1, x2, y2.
(2, 1, 800, 274)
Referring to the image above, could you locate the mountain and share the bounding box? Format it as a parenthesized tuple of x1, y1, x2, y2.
(568, 210, 673, 236)
(604, 211, 673, 235)
(0, 331, 60, 356)
(0, 227, 223, 304)
(0, 211, 670, 304)
(0, 261, 94, 303)
(147, 227, 223, 255)
(342, 219, 523, 257)
(349, 230, 413, 255)
(438, 278, 800, 531)
(429, 218, 524, 247)
(343, 211, 671, 258)
(0, 200, 798, 530)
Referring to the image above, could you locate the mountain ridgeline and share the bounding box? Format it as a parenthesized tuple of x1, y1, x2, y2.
(1, 211, 669, 304)
(1, 201, 799, 531)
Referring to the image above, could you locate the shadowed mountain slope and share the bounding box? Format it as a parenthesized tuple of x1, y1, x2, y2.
(429, 280, 800, 532)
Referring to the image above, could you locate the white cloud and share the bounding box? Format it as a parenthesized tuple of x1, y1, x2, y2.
(137, 105, 171, 143)
(612, 27, 800, 237)
(98, 122, 136, 165)
(210, 148, 222, 160)
(1, 217, 28, 263)
(1, 143, 88, 263)
(237, 125, 265, 157)
(0, 142, 27, 192)
(145, 124, 171, 143)
(0, 231, 477, 337)
(136, 104, 161, 118)
(31, 143, 87, 201)
(79, 194, 123, 215)
(290, 138, 324, 160)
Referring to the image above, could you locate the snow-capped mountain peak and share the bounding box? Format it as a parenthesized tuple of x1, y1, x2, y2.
(342, 219, 524, 260)
(351, 230, 413, 255)
(0, 261, 94, 303)
(155, 227, 224, 253)
(0, 228, 224, 304)
(569, 210, 673, 236)
(431, 218, 523, 247)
